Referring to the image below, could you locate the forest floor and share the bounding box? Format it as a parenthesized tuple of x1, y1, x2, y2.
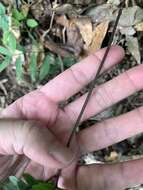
(0, 0, 143, 189)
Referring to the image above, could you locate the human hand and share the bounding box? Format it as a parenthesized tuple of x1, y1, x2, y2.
(0, 119, 73, 182)
(1, 45, 143, 190)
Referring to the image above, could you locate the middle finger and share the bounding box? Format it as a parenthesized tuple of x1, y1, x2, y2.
(65, 64, 143, 123)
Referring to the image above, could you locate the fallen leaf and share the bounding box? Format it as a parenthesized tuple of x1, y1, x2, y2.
(66, 21, 84, 57)
(126, 36, 141, 64)
(120, 26, 136, 36)
(56, 15, 69, 27)
(135, 6, 143, 24)
(107, 0, 120, 6)
(56, 15, 84, 57)
(71, 0, 92, 5)
(105, 151, 119, 162)
(86, 3, 116, 24)
(57, 16, 93, 49)
(120, 6, 137, 27)
(86, 4, 143, 27)
(88, 21, 109, 54)
(52, 3, 73, 14)
(73, 17, 93, 47)
(135, 22, 143, 31)
(43, 39, 73, 57)
(119, 6, 143, 27)
(30, 0, 51, 22)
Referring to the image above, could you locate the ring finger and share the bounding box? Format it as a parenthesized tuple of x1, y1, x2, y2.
(77, 158, 143, 190)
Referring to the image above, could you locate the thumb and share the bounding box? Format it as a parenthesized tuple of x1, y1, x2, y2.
(0, 119, 74, 169)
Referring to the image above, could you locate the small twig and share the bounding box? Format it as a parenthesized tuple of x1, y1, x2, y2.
(1, 156, 30, 183)
(42, 0, 63, 39)
(42, 11, 56, 39)
(62, 27, 66, 44)
(131, 0, 136, 6)
(66, 1, 125, 148)
(125, 0, 129, 7)
(58, 55, 64, 72)
(15, 0, 20, 10)
(54, 1, 125, 189)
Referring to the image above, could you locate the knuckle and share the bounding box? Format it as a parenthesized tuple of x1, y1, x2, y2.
(69, 67, 89, 87)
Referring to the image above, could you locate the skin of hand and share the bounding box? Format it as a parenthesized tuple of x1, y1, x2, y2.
(1, 45, 143, 190)
(0, 119, 74, 180)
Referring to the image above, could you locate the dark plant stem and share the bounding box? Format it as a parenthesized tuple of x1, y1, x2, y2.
(0, 155, 30, 183)
(15, 0, 20, 10)
(66, 1, 125, 148)
(55, 1, 125, 188)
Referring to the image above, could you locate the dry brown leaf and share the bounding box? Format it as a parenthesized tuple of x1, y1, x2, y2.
(135, 22, 143, 31)
(73, 17, 93, 47)
(88, 21, 109, 54)
(43, 39, 72, 57)
(66, 21, 84, 57)
(56, 16, 108, 57)
(126, 36, 141, 64)
(56, 15, 70, 27)
(105, 151, 119, 162)
(56, 16, 84, 57)
(53, 4, 73, 14)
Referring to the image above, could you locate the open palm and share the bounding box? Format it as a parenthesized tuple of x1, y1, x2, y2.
(1, 46, 143, 190)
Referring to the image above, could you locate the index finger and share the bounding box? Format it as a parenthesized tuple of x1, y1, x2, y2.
(40, 46, 124, 102)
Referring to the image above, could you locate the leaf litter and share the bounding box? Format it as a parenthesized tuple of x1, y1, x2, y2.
(0, 0, 143, 190)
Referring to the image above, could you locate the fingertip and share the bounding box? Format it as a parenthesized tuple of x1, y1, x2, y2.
(111, 45, 125, 58)
(97, 45, 125, 56)
(95, 45, 125, 68)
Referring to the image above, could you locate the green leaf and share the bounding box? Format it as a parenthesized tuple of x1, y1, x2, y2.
(27, 31, 38, 46)
(9, 176, 29, 190)
(9, 32, 17, 52)
(12, 9, 26, 21)
(12, 17, 21, 27)
(17, 44, 26, 53)
(29, 52, 37, 82)
(0, 3, 5, 15)
(63, 57, 76, 67)
(32, 183, 55, 190)
(0, 46, 11, 56)
(3, 182, 17, 190)
(39, 54, 55, 81)
(9, 176, 19, 187)
(15, 56, 23, 81)
(0, 56, 11, 72)
(7, 32, 17, 52)
(1, 175, 61, 190)
(17, 180, 29, 190)
(2, 31, 10, 45)
(0, 15, 9, 31)
(23, 174, 38, 186)
(26, 19, 38, 28)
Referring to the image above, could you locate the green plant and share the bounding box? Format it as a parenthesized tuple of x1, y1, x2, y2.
(0, 2, 76, 83)
(12, 6, 38, 28)
(0, 3, 38, 82)
(1, 174, 61, 190)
